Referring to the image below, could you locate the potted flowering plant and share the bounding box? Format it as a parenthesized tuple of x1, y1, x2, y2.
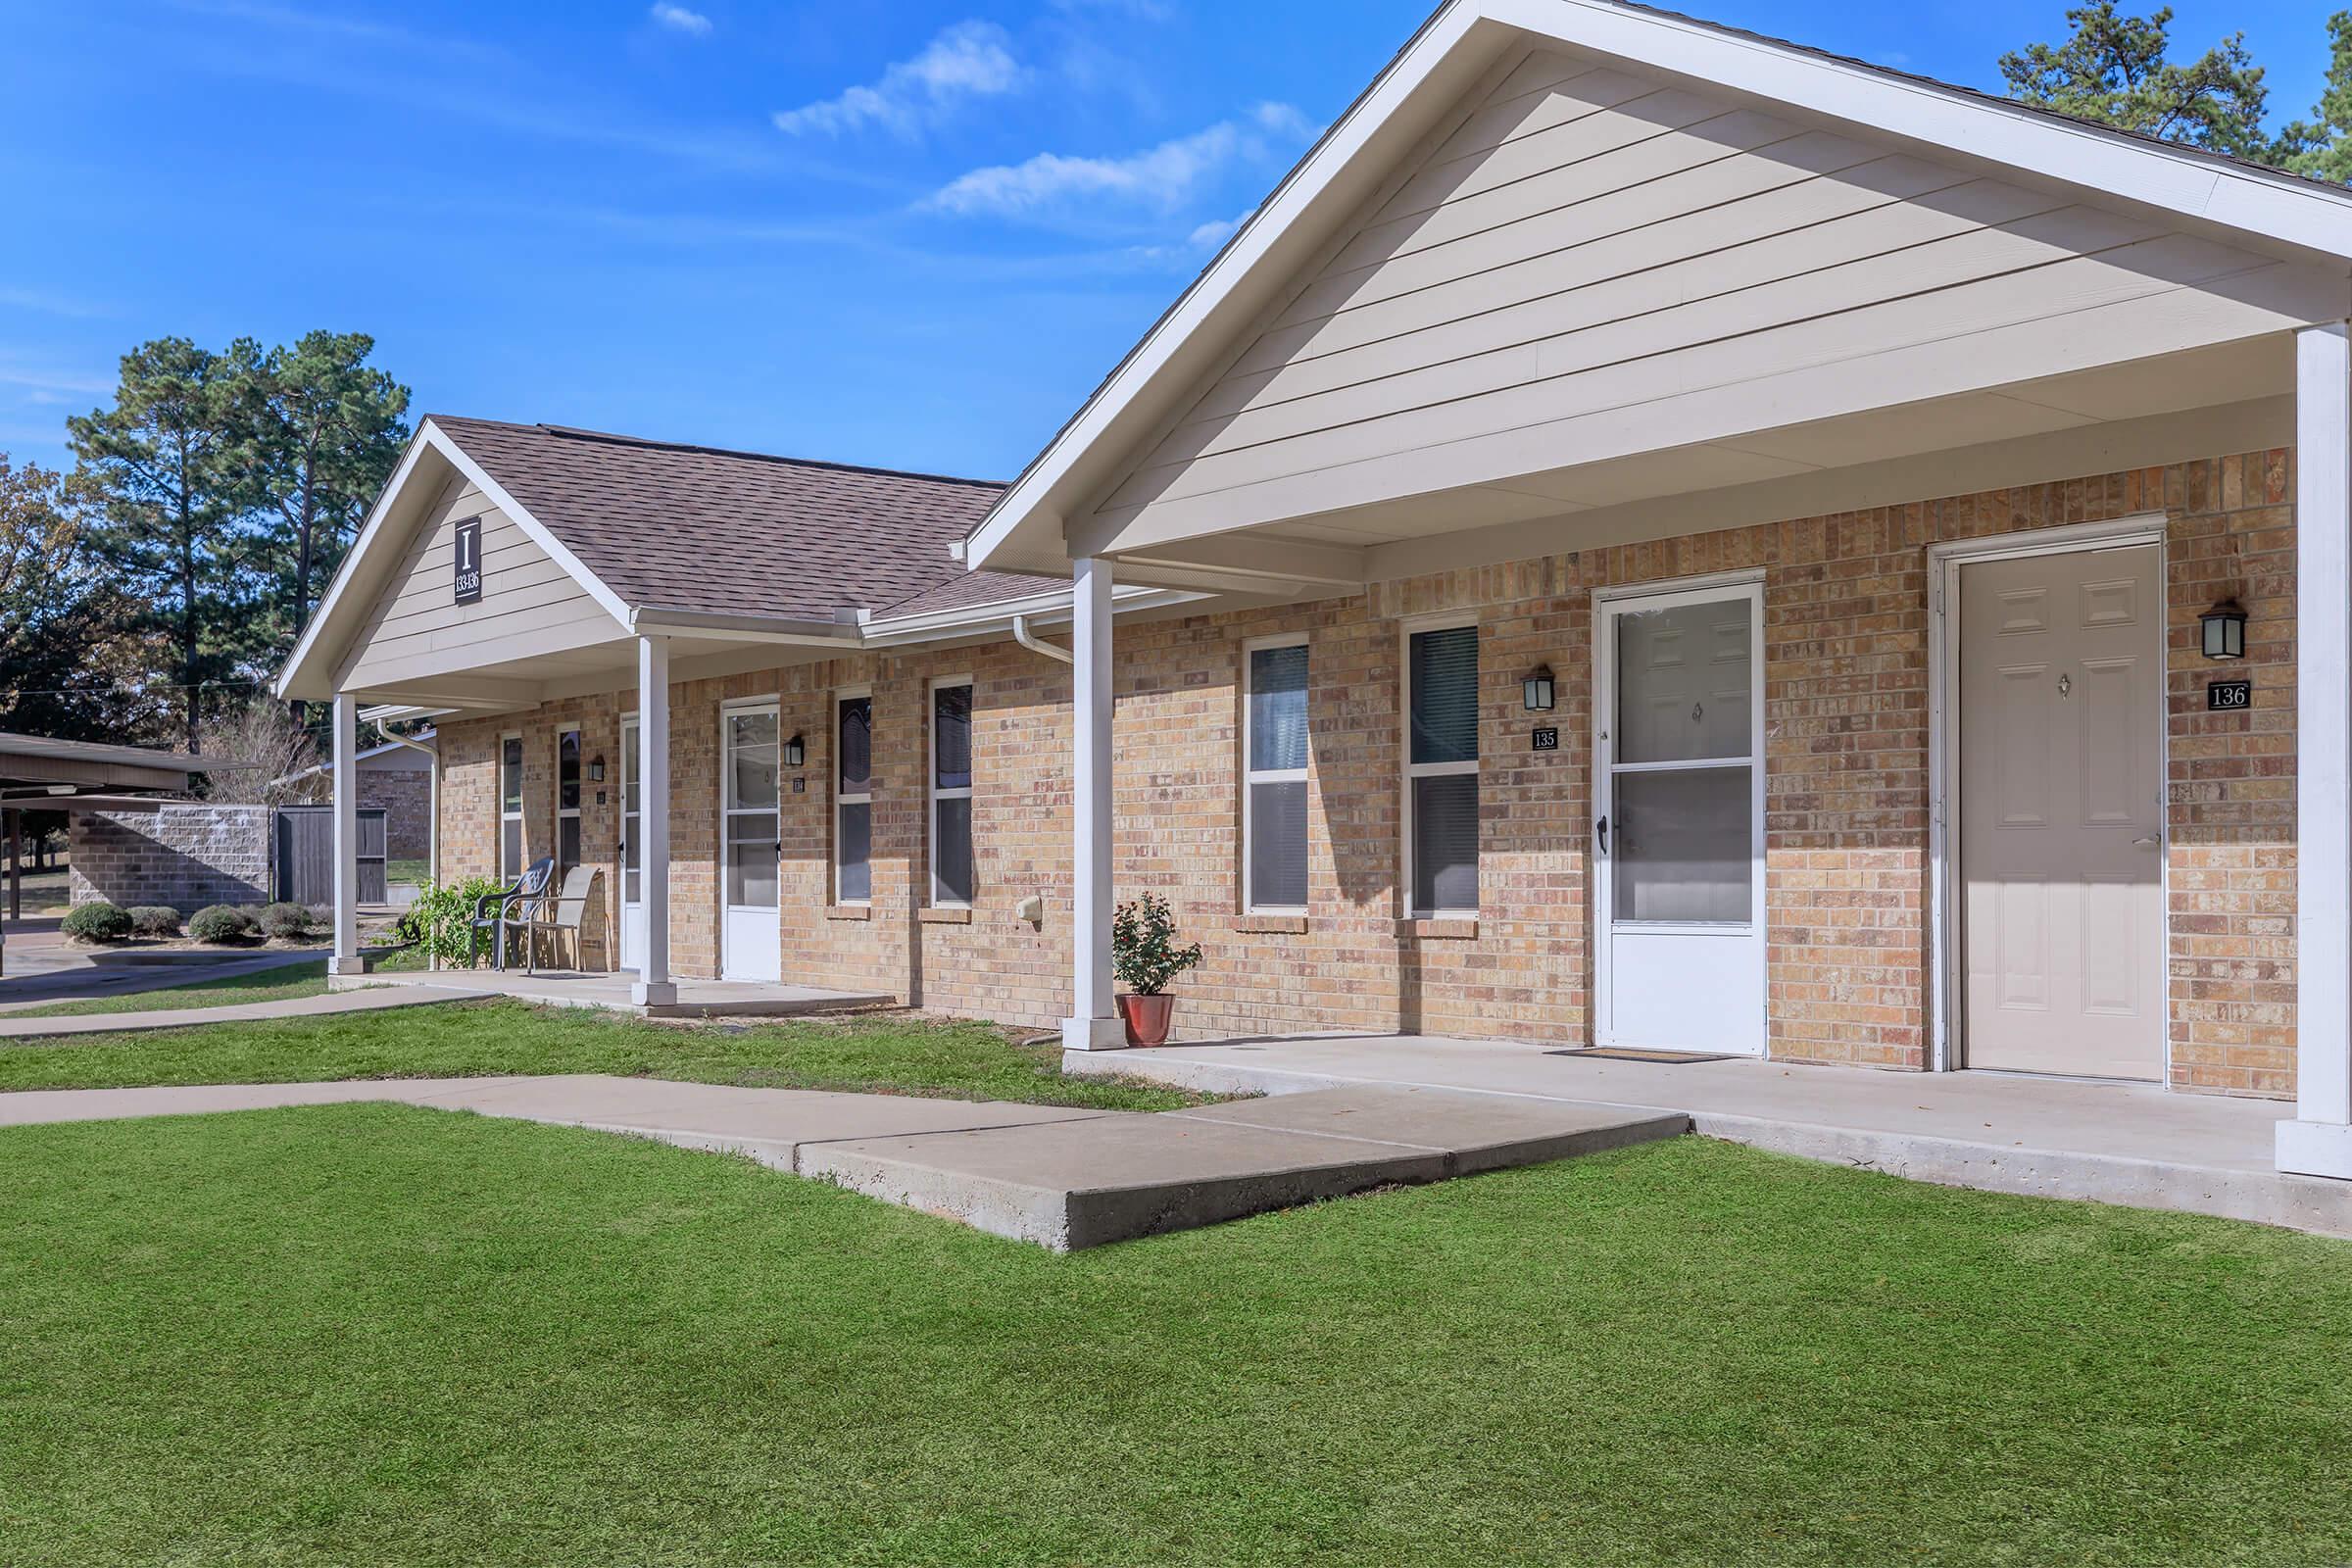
(1110, 891, 1204, 1046)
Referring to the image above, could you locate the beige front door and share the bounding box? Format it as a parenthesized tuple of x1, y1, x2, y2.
(1959, 544, 2166, 1080)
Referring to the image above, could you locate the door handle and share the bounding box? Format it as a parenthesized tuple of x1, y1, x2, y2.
(1595, 814, 1610, 853)
(2133, 836, 2160, 849)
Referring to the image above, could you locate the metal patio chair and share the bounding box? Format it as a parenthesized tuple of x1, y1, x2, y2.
(466, 858, 555, 972)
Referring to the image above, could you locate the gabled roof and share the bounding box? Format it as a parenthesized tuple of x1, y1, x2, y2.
(427, 418, 1020, 623)
(278, 416, 1079, 700)
(963, 0, 2352, 574)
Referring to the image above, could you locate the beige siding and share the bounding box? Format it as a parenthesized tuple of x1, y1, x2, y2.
(342, 474, 621, 690)
(1091, 49, 2346, 545)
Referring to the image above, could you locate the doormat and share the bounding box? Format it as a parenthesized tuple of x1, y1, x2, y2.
(1547, 1048, 1738, 1064)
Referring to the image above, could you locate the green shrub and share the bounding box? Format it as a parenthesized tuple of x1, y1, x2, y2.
(396, 875, 511, 967)
(60, 902, 132, 943)
(259, 902, 316, 940)
(128, 906, 182, 938)
(1111, 892, 1204, 997)
(187, 905, 260, 945)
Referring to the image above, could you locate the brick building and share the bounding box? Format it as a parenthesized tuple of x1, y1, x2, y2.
(278, 0, 2352, 1186)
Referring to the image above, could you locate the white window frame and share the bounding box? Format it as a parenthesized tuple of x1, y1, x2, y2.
(1400, 613, 1481, 919)
(498, 730, 524, 882)
(555, 725, 583, 876)
(835, 685, 873, 906)
(928, 676, 975, 908)
(1243, 634, 1309, 915)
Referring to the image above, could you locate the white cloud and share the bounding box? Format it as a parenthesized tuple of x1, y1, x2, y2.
(1186, 208, 1253, 248)
(772, 21, 1021, 138)
(649, 3, 712, 37)
(928, 103, 1308, 218)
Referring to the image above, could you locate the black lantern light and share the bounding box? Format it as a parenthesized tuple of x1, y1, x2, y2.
(2201, 599, 2248, 661)
(587, 756, 606, 783)
(784, 733, 807, 768)
(1523, 663, 1556, 711)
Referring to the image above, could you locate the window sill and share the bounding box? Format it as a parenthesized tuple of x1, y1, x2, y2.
(919, 906, 973, 925)
(1399, 917, 1479, 941)
(825, 904, 872, 922)
(1233, 913, 1308, 935)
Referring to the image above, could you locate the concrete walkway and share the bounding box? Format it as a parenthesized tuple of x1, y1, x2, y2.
(0, 1073, 1681, 1250)
(1064, 1034, 2352, 1240)
(336, 966, 894, 1019)
(0, 983, 496, 1040)
(0, 946, 325, 1011)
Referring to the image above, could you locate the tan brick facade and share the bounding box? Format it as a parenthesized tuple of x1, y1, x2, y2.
(433, 447, 2298, 1099)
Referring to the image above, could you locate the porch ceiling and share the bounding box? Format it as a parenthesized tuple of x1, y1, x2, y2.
(1103, 336, 2293, 586)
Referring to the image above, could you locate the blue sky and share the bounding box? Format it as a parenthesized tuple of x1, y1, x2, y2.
(0, 0, 2338, 483)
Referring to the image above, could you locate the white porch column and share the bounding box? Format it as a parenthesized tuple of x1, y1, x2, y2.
(1063, 556, 1123, 1050)
(326, 691, 369, 976)
(2283, 320, 2352, 1180)
(632, 634, 676, 1008)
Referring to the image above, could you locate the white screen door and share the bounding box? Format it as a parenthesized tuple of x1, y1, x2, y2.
(619, 717, 645, 973)
(721, 704, 782, 983)
(1594, 579, 1768, 1054)
(1958, 545, 2165, 1080)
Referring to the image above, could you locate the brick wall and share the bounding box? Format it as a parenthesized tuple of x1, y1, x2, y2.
(362, 765, 431, 861)
(431, 446, 2297, 1098)
(70, 805, 272, 912)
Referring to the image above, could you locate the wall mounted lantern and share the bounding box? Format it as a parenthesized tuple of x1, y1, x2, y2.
(587, 756, 606, 783)
(1524, 664, 1556, 712)
(784, 733, 807, 768)
(2201, 599, 2248, 661)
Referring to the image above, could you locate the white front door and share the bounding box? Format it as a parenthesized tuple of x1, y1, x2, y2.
(1959, 545, 2166, 1080)
(720, 704, 782, 983)
(619, 717, 646, 973)
(1594, 579, 1768, 1055)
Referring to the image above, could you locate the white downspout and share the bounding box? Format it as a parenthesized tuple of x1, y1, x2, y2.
(1011, 614, 1073, 664)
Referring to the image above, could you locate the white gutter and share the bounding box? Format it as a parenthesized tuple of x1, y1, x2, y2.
(1011, 615, 1073, 665)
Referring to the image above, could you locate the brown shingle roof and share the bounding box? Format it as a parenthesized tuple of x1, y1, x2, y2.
(430, 416, 1051, 624)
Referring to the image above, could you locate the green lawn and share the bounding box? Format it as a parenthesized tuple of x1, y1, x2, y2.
(1, 1106, 2346, 1566)
(0, 999, 1204, 1111)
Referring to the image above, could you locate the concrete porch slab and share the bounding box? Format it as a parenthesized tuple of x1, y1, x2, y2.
(332, 967, 893, 1018)
(1066, 1035, 2352, 1241)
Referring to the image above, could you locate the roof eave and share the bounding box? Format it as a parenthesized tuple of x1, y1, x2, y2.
(964, 0, 2352, 574)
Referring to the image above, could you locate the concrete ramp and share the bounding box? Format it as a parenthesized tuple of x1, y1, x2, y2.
(803, 1087, 1687, 1250)
(0, 1075, 1686, 1251)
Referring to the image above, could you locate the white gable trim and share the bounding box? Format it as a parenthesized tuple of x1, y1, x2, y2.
(428, 422, 635, 628)
(963, 0, 2352, 573)
(275, 418, 633, 700)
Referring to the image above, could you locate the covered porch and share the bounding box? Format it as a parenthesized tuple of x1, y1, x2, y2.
(962, 0, 2352, 1184)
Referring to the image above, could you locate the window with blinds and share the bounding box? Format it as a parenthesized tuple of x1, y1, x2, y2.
(1405, 623, 1479, 915)
(836, 694, 872, 904)
(931, 682, 974, 907)
(499, 735, 524, 880)
(1245, 641, 1308, 912)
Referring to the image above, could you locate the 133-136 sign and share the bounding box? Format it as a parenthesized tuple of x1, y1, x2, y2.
(454, 516, 484, 604)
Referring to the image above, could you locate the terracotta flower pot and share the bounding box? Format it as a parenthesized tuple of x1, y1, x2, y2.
(1117, 993, 1176, 1047)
